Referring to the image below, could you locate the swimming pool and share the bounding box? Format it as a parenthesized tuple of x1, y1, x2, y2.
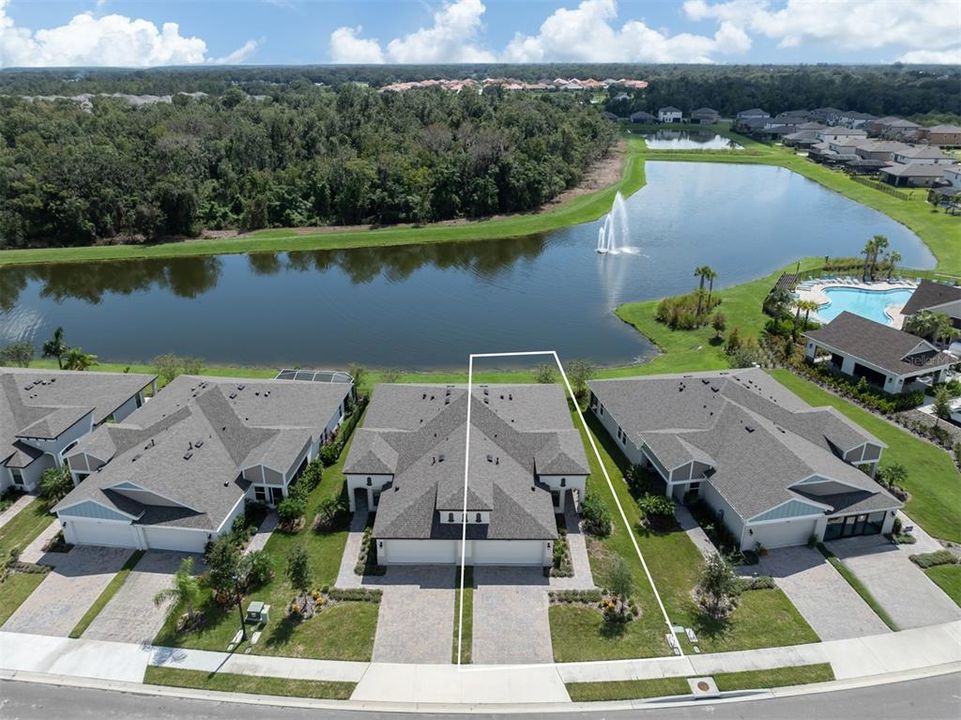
(817, 286, 914, 325)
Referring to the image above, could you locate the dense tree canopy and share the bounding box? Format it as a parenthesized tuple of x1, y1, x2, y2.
(0, 85, 613, 248)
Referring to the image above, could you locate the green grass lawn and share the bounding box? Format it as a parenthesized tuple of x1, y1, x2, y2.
(550, 406, 817, 662)
(453, 566, 474, 664)
(69, 550, 145, 638)
(769, 370, 961, 543)
(143, 666, 355, 700)
(0, 498, 55, 561)
(153, 429, 379, 661)
(565, 662, 835, 701)
(924, 564, 961, 608)
(0, 572, 46, 626)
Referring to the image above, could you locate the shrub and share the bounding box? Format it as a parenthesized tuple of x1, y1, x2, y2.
(239, 549, 274, 589)
(534, 363, 556, 384)
(0, 341, 34, 367)
(636, 493, 676, 530)
(654, 292, 722, 330)
(286, 544, 312, 595)
(327, 587, 382, 603)
(695, 553, 741, 620)
(549, 588, 604, 604)
(153, 354, 205, 385)
(315, 496, 348, 532)
(581, 492, 612, 537)
(38, 466, 73, 501)
(738, 575, 775, 591)
(319, 443, 340, 467)
(607, 555, 634, 600)
(276, 496, 306, 529)
(565, 359, 596, 400)
(909, 550, 959, 569)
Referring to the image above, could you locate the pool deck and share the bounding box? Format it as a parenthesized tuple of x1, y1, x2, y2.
(795, 278, 918, 328)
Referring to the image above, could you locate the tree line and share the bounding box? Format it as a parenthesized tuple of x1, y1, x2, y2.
(0, 85, 614, 248)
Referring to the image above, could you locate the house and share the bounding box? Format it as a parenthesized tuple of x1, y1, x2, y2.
(891, 145, 955, 166)
(1, 369, 156, 494)
(658, 106, 683, 123)
(816, 127, 868, 144)
(589, 369, 899, 551)
(901, 279, 961, 330)
(804, 312, 956, 394)
(343, 384, 589, 567)
(854, 140, 912, 162)
(869, 117, 921, 141)
(690, 107, 719, 124)
(842, 111, 876, 129)
(737, 108, 770, 120)
(630, 110, 657, 123)
(919, 124, 961, 148)
(54, 375, 353, 552)
(810, 107, 844, 125)
(878, 163, 948, 188)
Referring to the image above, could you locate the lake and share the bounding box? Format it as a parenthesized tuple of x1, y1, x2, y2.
(642, 131, 743, 150)
(0, 162, 934, 370)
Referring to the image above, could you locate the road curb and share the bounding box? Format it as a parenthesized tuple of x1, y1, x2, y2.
(2, 662, 959, 714)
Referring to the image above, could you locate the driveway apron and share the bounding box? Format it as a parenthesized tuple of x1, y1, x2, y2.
(473, 567, 552, 664)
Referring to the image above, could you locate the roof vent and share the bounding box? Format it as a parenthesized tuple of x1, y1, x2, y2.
(531, 485, 536, 492)
(184, 451, 193, 460)
(500, 394, 504, 400)
(229, 392, 237, 399)
(223, 480, 230, 487)
(486, 454, 492, 462)
(745, 425, 755, 433)
(495, 457, 499, 465)
(701, 378, 711, 384)
(196, 439, 204, 448)
(238, 384, 245, 391)
(438, 453, 445, 463)
(132, 453, 141, 462)
(508, 393, 513, 401)
(422, 393, 427, 400)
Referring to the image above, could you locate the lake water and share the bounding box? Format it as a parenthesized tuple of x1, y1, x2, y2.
(0, 162, 934, 370)
(642, 131, 743, 150)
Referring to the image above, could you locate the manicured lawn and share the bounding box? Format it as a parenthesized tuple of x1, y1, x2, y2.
(143, 666, 355, 700)
(817, 544, 898, 631)
(770, 369, 961, 543)
(453, 566, 474, 664)
(566, 676, 690, 702)
(924, 564, 961, 608)
(154, 428, 379, 660)
(0, 498, 55, 561)
(0, 572, 46, 626)
(565, 663, 835, 702)
(69, 550, 145, 638)
(550, 407, 817, 662)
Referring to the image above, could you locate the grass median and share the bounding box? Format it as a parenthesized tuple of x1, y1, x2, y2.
(143, 666, 355, 700)
(68, 550, 145, 638)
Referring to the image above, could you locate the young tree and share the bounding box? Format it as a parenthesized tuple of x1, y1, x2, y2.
(725, 327, 741, 354)
(42, 327, 67, 369)
(286, 544, 313, 598)
(711, 312, 727, 339)
(154, 557, 201, 621)
(61, 347, 98, 371)
(696, 553, 741, 620)
(534, 363, 556, 384)
(314, 496, 346, 531)
(607, 555, 634, 601)
(205, 535, 242, 601)
(565, 359, 596, 400)
(0, 341, 34, 367)
(277, 496, 306, 530)
(381, 368, 402, 384)
(934, 386, 952, 428)
(38, 466, 73, 501)
(347, 364, 367, 391)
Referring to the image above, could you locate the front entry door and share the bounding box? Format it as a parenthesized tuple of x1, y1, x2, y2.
(269, 487, 284, 505)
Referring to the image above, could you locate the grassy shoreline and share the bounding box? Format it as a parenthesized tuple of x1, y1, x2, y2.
(0, 123, 955, 270)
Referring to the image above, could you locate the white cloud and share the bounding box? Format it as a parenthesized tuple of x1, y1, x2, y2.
(684, 0, 961, 57)
(0, 0, 258, 67)
(504, 0, 749, 63)
(212, 39, 262, 65)
(330, 26, 385, 64)
(330, 0, 495, 64)
(898, 47, 961, 65)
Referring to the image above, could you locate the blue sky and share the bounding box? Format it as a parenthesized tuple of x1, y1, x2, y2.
(1, 1, 959, 67)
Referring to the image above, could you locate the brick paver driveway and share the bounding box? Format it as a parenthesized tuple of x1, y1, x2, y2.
(752, 546, 890, 640)
(371, 566, 455, 664)
(828, 537, 961, 630)
(83, 551, 191, 644)
(473, 567, 552, 664)
(2, 546, 131, 637)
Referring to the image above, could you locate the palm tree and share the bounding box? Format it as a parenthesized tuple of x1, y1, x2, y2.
(61, 347, 98, 371)
(871, 236, 889, 279)
(42, 327, 67, 369)
(935, 314, 959, 347)
(704, 267, 718, 305)
(860, 238, 876, 280)
(885, 251, 902, 280)
(693, 266, 713, 316)
(154, 558, 201, 620)
(799, 299, 819, 327)
(905, 310, 942, 342)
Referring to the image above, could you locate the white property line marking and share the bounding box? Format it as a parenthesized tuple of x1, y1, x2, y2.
(456, 350, 680, 669)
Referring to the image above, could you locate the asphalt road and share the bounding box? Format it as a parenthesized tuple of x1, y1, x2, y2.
(1, 673, 960, 720)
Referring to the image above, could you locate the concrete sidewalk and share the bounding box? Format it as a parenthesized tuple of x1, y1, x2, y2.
(3, 621, 960, 705)
(0, 494, 33, 530)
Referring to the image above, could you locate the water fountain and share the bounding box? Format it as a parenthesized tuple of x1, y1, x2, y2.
(596, 191, 630, 254)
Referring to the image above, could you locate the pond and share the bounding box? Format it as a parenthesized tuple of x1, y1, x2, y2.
(642, 131, 743, 150)
(0, 162, 934, 370)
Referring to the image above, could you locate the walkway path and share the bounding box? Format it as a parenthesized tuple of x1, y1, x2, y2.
(334, 504, 367, 589)
(2, 621, 960, 704)
(549, 503, 595, 590)
(18, 520, 61, 565)
(244, 512, 278, 555)
(0, 494, 33, 531)
(675, 505, 716, 561)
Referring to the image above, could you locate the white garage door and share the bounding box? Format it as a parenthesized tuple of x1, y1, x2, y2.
(472, 540, 545, 566)
(748, 518, 819, 550)
(67, 519, 139, 548)
(142, 526, 208, 553)
(383, 539, 457, 565)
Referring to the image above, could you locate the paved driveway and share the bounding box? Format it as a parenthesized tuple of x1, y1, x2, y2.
(371, 566, 455, 664)
(2, 546, 131, 637)
(751, 546, 890, 640)
(828, 537, 961, 630)
(83, 551, 191, 644)
(473, 567, 552, 665)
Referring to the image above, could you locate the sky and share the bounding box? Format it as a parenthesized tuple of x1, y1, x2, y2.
(0, 0, 959, 69)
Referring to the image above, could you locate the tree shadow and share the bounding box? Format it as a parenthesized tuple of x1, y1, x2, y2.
(599, 620, 629, 640)
(262, 614, 300, 650)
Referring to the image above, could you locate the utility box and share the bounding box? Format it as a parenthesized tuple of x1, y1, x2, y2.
(246, 601, 270, 625)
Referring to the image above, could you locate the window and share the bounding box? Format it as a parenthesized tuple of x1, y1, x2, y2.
(75, 472, 89, 483)
(689, 482, 700, 491)
(560, 478, 566, 487)
(254, 486, 267, 502)
(475, 513, 482, 523)
(366, 477, 372, 486)
(135, 394, 144, 408)
(10, 468, 24, 486)
(448, 512, 454, 522)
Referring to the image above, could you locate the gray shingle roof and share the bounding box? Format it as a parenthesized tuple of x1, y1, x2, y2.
(901, 280, 961, 316)
(1, 368, 155, 468)
(806, 312, 955, 376)
(589, 369, 897, 521)
(56, 376, 350, 531)
(348, 384, 588, 541)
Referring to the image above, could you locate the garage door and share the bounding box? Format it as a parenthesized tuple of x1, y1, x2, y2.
(747, 517, 819, 550)
(383, 539, 457, 565)
(142, 526, 208, 553)
(472, 540, 545, 566)
(67, 519, 139, 548)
